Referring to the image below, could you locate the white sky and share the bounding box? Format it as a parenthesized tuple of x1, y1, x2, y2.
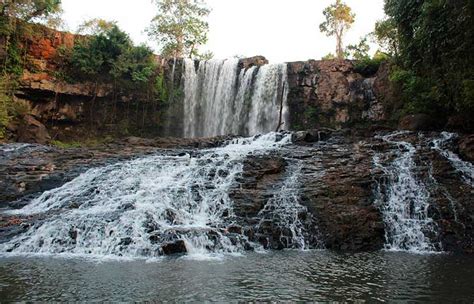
(61, 0, 386, 63)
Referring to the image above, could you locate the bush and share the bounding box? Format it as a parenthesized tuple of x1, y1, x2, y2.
(354, 52, 390, 77)
(389, 67, 442, 116)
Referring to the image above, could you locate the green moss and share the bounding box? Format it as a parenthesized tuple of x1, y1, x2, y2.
(50, 140, 83, 149)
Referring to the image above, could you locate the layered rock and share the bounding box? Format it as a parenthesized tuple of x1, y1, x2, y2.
(0, 131, 472, 253)
(286, 60, 387, 130)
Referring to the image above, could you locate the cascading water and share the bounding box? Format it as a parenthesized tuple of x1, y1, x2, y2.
(432, 132, 474, 187)
(255, 162, 318, 250)
(373, 132, 441, 252)
(0, 133, 303, 260)
(182, 59, 289, 138)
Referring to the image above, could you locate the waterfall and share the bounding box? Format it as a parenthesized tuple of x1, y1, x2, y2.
(373, 132, 441, 253)
(0, 133, 302, 260)
(432, 132, 474, 187)
(256, 162, 319, 250)
(182, 59, 289, 138)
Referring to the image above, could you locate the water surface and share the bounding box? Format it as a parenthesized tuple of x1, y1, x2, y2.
(1, 251, 473, 302)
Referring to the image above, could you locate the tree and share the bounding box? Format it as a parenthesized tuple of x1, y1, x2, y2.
(0, 0, 61, 22)
(147, 0, 210, 58)
(373, 18, 398, 57)
(384, 0, 474, 119)
(346, 36, 370, 60)
(76, 18, 117, 36)
(319, 0, 355, 59)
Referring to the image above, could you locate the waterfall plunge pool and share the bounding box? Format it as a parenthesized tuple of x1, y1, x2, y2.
(0, 251, 473, 302)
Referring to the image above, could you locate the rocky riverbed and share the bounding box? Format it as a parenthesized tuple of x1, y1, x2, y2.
(0, 130, 473, 255)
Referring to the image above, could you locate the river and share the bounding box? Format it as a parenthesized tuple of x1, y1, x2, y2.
(0, 251, 473, 302)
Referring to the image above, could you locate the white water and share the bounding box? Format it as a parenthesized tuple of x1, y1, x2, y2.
(373, 132, 441, 253)
(256, 163, 312, 250)
(0, 133, 295, 260)
(182, 59, 289, 138)
(432, 132, 474, 187)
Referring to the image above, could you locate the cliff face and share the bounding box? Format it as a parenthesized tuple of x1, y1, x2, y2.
(3, 25, 167, 143)
(3, 25, 396, 143)
(286, 60, 390, 130)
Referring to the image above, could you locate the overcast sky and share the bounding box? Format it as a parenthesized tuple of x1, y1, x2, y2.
(61, 0, 386, 63)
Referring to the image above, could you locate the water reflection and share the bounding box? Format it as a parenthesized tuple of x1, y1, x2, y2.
(0, 251, 473, 302)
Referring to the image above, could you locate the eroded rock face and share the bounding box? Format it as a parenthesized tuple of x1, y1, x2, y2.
(286, 60, 386, 130)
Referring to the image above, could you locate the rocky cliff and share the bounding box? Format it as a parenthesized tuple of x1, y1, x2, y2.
(286, 59, 391, 130)
(2, 25, 167, 143)
(1, 24, 400, 143)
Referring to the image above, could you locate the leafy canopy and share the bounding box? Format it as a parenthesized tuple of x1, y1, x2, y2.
(76, 18, 117, 36)
(71, 25, 157, 88)
(319, 0, 355, 59)
(147, 0, 210, 58)
(384, 0, 474, 119)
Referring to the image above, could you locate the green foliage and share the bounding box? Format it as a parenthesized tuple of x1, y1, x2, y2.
(76, 18, 117, 35)
(10, 99, 32, 117)
(389, 67, 442, 115)
(70, 25, 158, 89)
(322, 53, 336, 60)
(319, 0, 355, 59)
(112, 44, 157, 86)
(354, 51, 389, 77)
(384, 0, 474, 119)
(346, 36, 370, 60)
(50, 140, 82, 149)
(0, 0, 61, 22)
(0, 80, 11, 139)
(147, 0, 211, 58)
(373, 17, 399, 56)
(304, 106, 319, 124)
(0, 76, 20, 139)
(155, 72, 168, 102)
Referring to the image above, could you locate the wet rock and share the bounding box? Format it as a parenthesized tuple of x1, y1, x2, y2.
(238, 56, 268, 69)
(458, 135, 474, 162)
(399, 114, 436, 131)
(161, 240, 187, 255)
(292, 129, 332, 143)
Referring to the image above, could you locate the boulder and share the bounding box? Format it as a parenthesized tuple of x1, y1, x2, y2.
(398, 114, 436, 131)
(161, 240, 187, 255)
(16, 115, 51, 144)
(292, 129, 332, 143)
(238, 56, 269, 69)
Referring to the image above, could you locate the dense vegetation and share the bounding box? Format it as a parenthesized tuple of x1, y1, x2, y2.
(383, 0, 474, 123)
(0, 0, 62, 138)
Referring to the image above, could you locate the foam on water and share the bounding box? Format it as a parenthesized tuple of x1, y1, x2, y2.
(373, 132, 441, 253)
(0, 133, 294, 260)
(432, 132, 474, 187)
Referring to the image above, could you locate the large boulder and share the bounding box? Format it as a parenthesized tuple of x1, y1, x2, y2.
(16, 115, 51, 144)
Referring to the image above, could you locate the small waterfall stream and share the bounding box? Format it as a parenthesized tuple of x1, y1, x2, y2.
(182, 59, 288, 138)
(373, 132, 441, 252)
(432, 132, 474, 187)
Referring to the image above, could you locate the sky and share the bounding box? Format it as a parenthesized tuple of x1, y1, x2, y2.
(61, 0, 386, 63)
